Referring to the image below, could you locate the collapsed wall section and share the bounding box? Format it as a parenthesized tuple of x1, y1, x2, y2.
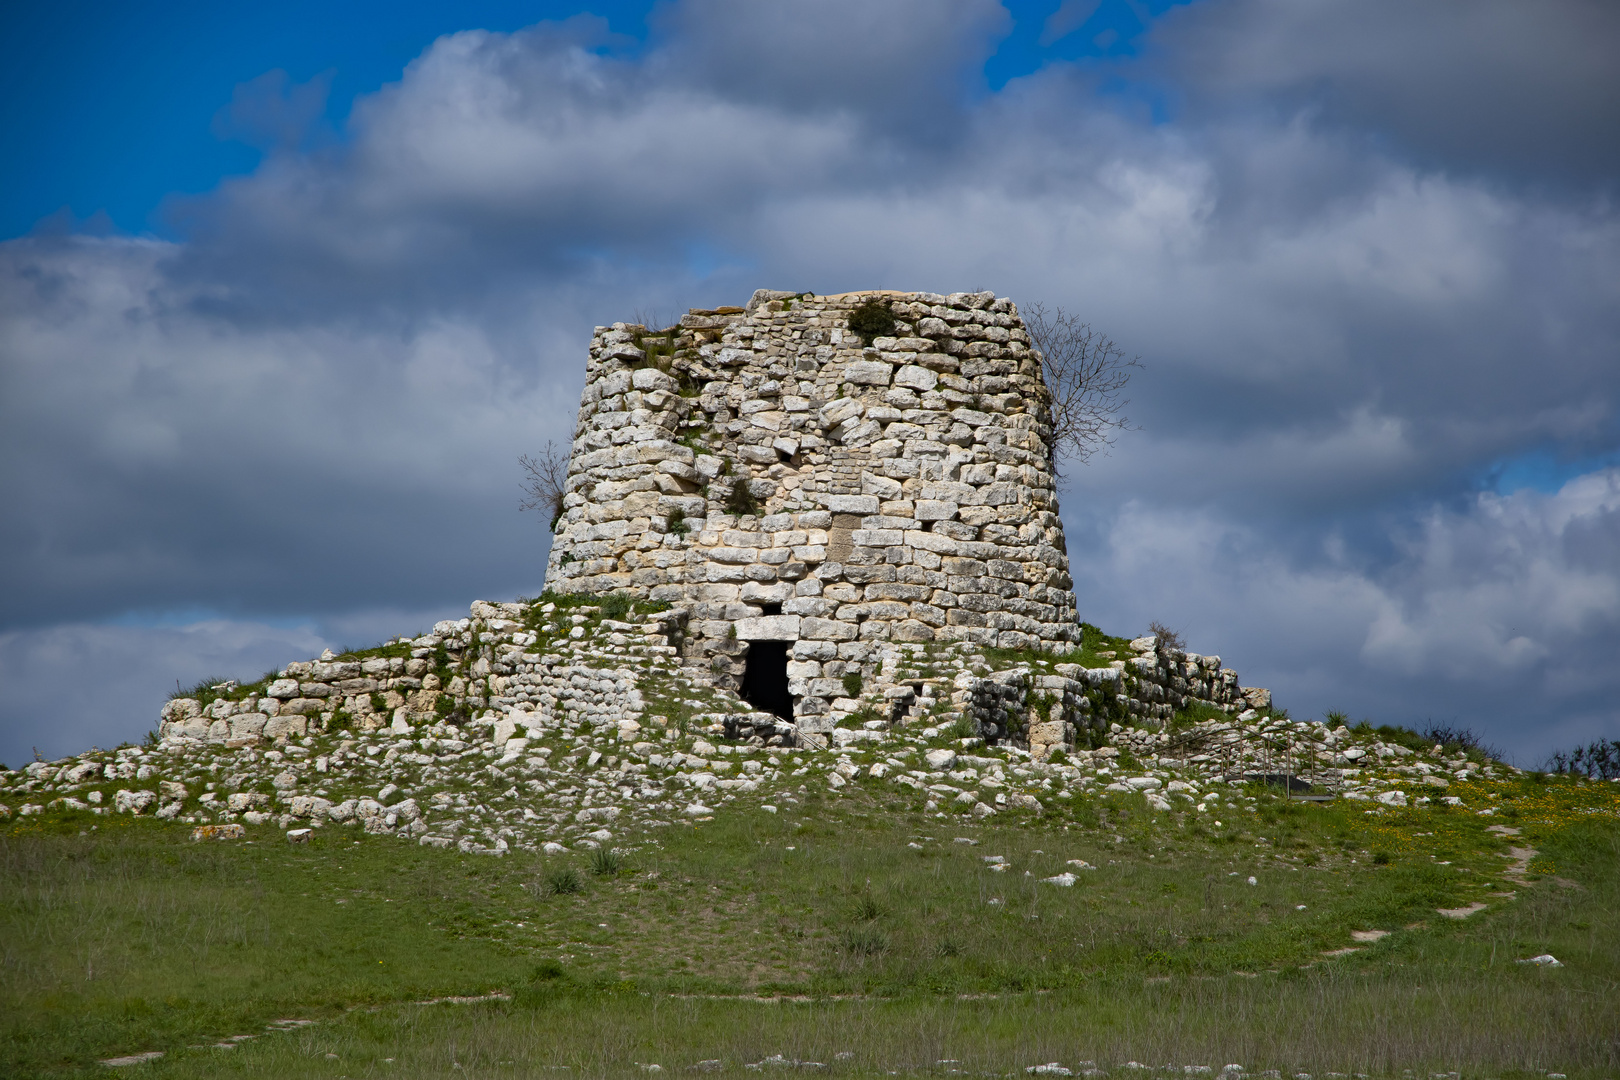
(544, 288, 1079, 737)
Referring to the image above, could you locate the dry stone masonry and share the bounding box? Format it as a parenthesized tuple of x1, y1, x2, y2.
(542, 289, 1270, 748)
(2, 287, 1515, 850)
(1, 610, 1512, 851)
(550, 289, 1084, 737)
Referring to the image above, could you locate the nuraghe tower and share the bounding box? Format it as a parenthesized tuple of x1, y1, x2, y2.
(545, 289, 1082, 740)
(101, 288, 1296, 855)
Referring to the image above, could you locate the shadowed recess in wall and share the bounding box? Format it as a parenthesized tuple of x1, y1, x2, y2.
(740, 641, 792, 722)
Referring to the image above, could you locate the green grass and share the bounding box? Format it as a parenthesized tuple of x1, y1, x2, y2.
(4, 782, 1618, 1078)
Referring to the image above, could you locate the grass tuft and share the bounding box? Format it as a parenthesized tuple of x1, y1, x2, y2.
(842, 926, 888, 956)
(545, 867, 583, 895)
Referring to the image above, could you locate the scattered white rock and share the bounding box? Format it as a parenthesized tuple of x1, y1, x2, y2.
(101, 1051, 166, 1067)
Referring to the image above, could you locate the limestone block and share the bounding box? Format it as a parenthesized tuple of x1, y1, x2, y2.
(793, 640, 838, 660)
(602, 342, 645, 362)
(783, 596, 832, 617)
(801, 617, 858, 642)
(865, 582, 930, 602)
(624, 491, 661, 516)
(891, 620, 936, 642)
(161, 698, 201, 723)
(906, 529, 960, 555)
(861, 473, 903, 499)
(658, 460, 700, 483)
(266, 679, 300, 699)
(741, 581, 793, 603)
(838, 420, 882, 446)
(894, 365, 939, 392)
(114, 789, 156, 815)
(823, 494, 880, 515)
(736, 615, 800, 640)
(631, 367, 679, 392)
(264, 715, 308, 739)
(819, 397, 862, 427)
(846, 360, 894, 386)
(1029, 721, 1072, 762)
(289, 795, 334, 820)
(852, 529, 902, 546)
(749, 411, 786, 432)
(229, 714, 268, 740)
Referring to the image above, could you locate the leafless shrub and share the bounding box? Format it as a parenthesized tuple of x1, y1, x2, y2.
(1548, 737, 1620, 780)
(1022, 301, 1141, 472)
(519, 441, 569, 531)
(1148, 620, 1185, 655)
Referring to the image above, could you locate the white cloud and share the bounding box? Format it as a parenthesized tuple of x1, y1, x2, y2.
(0, 619, 328, 767)
(1149, 0, 1620, 183)
(1062, 468, 1620, 760)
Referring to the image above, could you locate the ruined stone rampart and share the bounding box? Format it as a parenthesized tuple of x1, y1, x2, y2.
(4, 290, 1510, 849)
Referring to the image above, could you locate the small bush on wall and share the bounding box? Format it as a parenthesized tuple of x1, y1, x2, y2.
(848, 299, 895, 345)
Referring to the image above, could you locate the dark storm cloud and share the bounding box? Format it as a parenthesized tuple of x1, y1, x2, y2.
(2, 0, 1618, 762)
(1148, 0, 1620, 187)
(652, 0, 1010, 131)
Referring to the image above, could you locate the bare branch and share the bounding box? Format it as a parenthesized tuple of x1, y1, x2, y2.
(519, 441, 570, 532)
(1022, 301, 1141, 473)
(1148, 620, 1186, 656)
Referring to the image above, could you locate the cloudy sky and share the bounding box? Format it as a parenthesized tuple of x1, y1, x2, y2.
(3, 0, 1618, 768)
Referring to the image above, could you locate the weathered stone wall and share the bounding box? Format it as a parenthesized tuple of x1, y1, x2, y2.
(5, 589, 1504, 845)
(545, 288, 1079, 736)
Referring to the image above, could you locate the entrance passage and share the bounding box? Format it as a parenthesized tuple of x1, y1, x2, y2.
(739, 640, 793, 722)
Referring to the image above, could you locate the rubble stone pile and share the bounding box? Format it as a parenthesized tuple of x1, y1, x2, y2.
(1, 605, 1508, 851)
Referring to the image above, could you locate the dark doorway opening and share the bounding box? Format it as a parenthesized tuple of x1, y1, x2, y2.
(740, 641, 793, 722)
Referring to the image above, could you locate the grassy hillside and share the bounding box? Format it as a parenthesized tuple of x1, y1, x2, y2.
(4, 772, 1617, 1079)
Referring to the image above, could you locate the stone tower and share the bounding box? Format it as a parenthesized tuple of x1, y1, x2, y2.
(545, 289, 1079, 738)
